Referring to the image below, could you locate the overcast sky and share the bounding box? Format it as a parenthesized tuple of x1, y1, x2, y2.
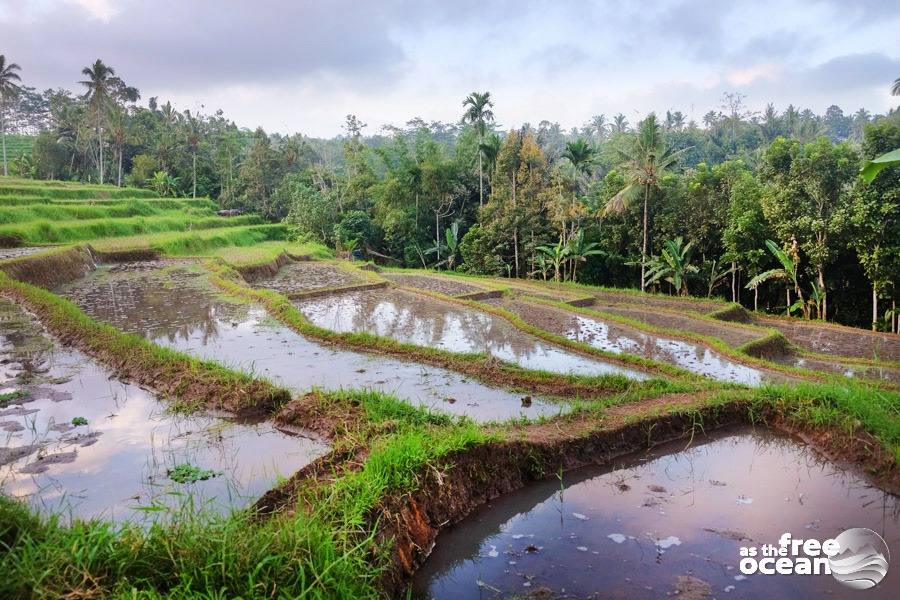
(3, 0, 899, 137)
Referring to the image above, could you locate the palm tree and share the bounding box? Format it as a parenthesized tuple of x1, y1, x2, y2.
(603, 114, 690, 291)
(611, 113, 629, 134)
(644, 237, 698, 296)
(746, 239, 807, 318)
(80, 60, 137, 184)
(462, 91, 495, 207)
(0, 55, 22, 176)
(107, 106, 128, 186)
(80, 59, 117, 183)
(183, 109, 203, 198)
(589, 114, 607, 140)
(892, 77, 900, 96)
(562, 138, 595, 176)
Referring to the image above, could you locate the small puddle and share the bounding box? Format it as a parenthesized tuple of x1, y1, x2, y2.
(771, 354, 899, 383)
(60, 262, 558, 422)
(0, 298, 328, 522)
(296, 289, 649, 380)
(413, 426, 899, 598)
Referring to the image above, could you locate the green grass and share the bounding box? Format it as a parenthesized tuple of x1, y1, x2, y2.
(0, 214, 262, 245)
(0, 176, 158, 199)
(1, 135, 34, 158)
(0, 201, 217, 224)
(208, 239, 333, 267)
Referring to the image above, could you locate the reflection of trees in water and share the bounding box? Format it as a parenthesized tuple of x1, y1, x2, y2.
(64, 268, 249, 343)
(317, 290, 545, 360)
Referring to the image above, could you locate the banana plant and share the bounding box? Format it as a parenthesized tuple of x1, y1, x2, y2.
(644, 237, 698, 296)
(425, 221, 461, 270)
(745, 239, 808, 318)
(565, 229, 604, 283)
(536, 237, 571, 282)
(703, 258, 734, 298)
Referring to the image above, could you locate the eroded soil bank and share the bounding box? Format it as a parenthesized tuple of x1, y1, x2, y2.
(0, 297, 328, 522)
(412, 426, 899, 598)
(296, 288, 649, 380)
(59, 262, 560, 422)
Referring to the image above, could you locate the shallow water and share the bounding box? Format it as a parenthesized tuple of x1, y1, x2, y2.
(296, 289, 649, 380)
(0, 246, 47, 261)
(256, 261, 361, 295)
(0, 300, 328, 522)
(566, 314, 779, 385)
(60, 263, 559, 422)
(413, 427, 899, 598)
(771, 354, 899, 383)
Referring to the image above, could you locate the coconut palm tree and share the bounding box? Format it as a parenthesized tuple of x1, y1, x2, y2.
(611, 113, 629, 134)
(892, 77, 900, 96)
(0, 55, 22, 176)
(462, 91, 495, 207)
(603, 114, 690, 291)
(589, 114, 607, 140)
(80, 60, 137, 184)
(183, 109, 203, 198)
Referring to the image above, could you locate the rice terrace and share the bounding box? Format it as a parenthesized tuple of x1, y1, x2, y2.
(1, 2, 900, 598)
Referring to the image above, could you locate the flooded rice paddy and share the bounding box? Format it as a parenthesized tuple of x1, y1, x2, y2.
(413, 426, 899, 599)
(0, 298, 327, 522)
(59, 262, 560, 422)
(255, 261, 362, 295)
(497, 299, 784, 386)
(295, 288, 649, 380)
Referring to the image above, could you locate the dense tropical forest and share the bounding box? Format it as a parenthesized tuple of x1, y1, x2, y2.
(1, 56, 898, 331)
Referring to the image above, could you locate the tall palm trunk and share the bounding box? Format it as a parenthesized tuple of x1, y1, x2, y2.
(818, 267, 826, 320)
(97, 119, 104, 184)
(640, 185, 649, 292)
(117, 146, 123, 186)
(872, 287, 878, 332)
(192, 151, 197, 198)
(478, 152, 483, 207)
(1, 119, 7, 177)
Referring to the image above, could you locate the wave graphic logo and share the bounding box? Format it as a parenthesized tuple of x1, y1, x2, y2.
(828, 528, 891, 590)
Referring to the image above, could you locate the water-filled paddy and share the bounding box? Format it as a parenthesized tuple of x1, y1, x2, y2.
(0, 247, 47, 261)
(499, 299, 784, 385)
(296, 288, 649, 380)
(0, 298, 327, 522)
(255, 261, 362, 295)
(413, 426, 899, 598)
(60, 262, 559, 422)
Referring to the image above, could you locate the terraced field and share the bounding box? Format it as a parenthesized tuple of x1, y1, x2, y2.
(1, 178, 898, 599)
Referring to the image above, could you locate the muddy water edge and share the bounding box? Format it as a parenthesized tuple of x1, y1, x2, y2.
(58, 261, 560, 422)
(0, 296, 328, 522)
(412, 425, 900, 598)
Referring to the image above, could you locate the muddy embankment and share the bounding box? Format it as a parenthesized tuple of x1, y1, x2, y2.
(0, 245, 96, 289)
(236, 251, 308, 283)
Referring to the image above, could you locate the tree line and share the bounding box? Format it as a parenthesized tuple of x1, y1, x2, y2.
(0, 56, 898, 331)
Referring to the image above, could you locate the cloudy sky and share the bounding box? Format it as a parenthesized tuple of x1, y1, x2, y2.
(3, 0, 899, 137)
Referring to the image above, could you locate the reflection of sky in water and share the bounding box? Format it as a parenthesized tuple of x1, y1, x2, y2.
(414, 427, 900, 599)
(297, 289, 648, 380)
(567, 315, 771, 385)
(61, 264, 561, 422)
(1, 341, 328, 523)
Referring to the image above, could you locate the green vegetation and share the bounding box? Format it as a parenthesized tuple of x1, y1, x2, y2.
(167, 464, 221, 484)
(70, 416, 88, 426)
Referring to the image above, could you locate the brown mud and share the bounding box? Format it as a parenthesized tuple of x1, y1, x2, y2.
(256, 261, 363, 295)
(384, 273, 484, 297)
(758, 315, 900, 362)
(0, 245, 96, 289)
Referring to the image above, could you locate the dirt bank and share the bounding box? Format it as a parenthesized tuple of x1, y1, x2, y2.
(0, 246, 95, 289)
